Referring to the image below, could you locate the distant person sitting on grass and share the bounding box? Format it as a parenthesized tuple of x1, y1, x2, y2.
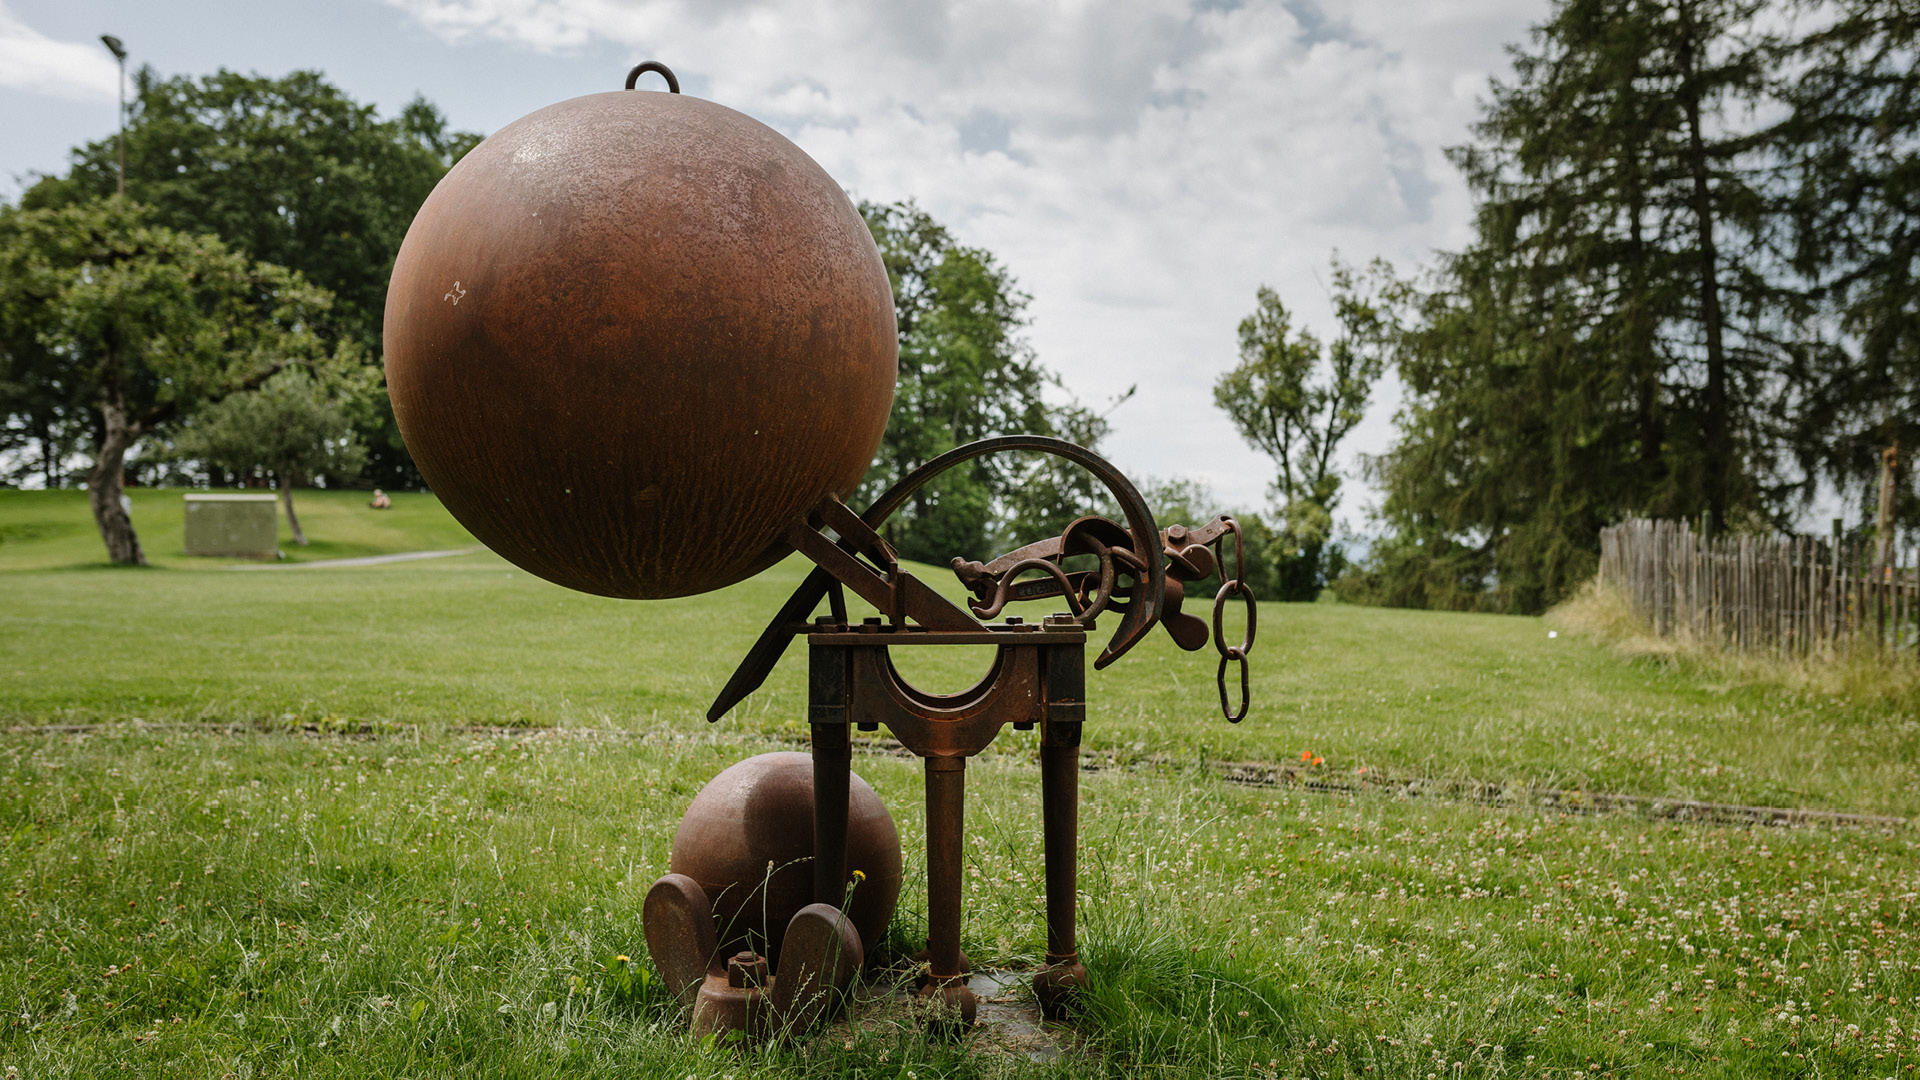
(370, 488, 392, 510)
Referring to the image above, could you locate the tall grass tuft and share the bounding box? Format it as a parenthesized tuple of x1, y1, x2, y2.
(1549, 578, 1920, 711)
(1079, 894, 1300, 1078)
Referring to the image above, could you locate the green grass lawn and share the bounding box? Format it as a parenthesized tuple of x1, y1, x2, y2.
(4, 728, 1916, 1079)
(0, 487, 478, 571)
(2, 490, 1913, 817)
(2, 489, 1917, 1077)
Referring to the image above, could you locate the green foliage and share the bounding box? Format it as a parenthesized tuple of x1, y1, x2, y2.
(1359, 0, 1920, 615)
(22, 68, 474, 355)
(170, 368, 371, 543)
(1332, 531, 1503, 611)
(173, 369, 370, 485)
(857, 200, 1127, 562)
(1213, 260, 1389, 600)
(22, 67, 479, 489)
(1000, 386, 1137, 544)
(1363, 0, 1802, 614)
(0, 200, 329, 422)
(0, 198, 353, 562)
(857, 201, 1051, 562)
(1774, 0, 1920, 529)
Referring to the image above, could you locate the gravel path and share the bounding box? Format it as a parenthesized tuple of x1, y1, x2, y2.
(225, 546, 484, 569)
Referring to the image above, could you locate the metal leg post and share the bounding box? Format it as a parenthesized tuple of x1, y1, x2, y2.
(918, 755, 976, 1024)
(809, 644, 852, 913)
(810, 722, 851, 911)
(1035, 644, 1089, 1019)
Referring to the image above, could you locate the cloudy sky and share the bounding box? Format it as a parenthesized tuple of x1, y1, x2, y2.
(0, 0, 1546, 523)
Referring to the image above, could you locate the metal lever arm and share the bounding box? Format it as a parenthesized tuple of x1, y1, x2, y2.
(708, 496, 982, 722)
(779, 501, 981, 633)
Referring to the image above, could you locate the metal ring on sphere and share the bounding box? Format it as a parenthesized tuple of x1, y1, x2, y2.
(626, 61, 680, 92)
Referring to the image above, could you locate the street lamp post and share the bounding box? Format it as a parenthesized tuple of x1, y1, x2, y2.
(99, 35, 127, 197)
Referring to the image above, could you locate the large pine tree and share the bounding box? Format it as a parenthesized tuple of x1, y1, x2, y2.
(1371, 0, 1789, 612)
(1775, 0, 1920, 527)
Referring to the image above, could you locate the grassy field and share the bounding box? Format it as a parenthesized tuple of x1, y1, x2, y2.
(2, 489, 1917, 1077)
(3, 490, 1914, 817)
(0, 488, 478, 571)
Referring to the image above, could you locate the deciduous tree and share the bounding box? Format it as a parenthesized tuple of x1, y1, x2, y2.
(23, 68, 478, 488)
(1213, 261, 1388, 600)
(857, 201, 1056, 562)
(0, 199, 351, 563)
(171, 368, 370, 545)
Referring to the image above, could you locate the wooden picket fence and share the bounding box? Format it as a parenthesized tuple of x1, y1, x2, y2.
(1598, 518, 1917, 657)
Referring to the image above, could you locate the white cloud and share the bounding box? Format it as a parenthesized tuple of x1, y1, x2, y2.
(382, 0, 1542, 521)
(0, 3, 122, 102)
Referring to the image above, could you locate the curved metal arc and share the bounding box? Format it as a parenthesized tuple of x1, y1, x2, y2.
(878, 645, 1011, 713)
(707, 435, 1162, 721)
(858, 435, 1163, 669)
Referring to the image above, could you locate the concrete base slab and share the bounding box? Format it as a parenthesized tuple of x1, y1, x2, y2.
(839, 968, 1080, 1062)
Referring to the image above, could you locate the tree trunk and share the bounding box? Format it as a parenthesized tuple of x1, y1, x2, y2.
(279, 473, 308, 546)
(1879, 443, 1899, 568)
(86, 393, 146, 565)
(1624, 93, 1666, 504)
(32, 412, 56, 489)
(1677, 0, 1733, 534)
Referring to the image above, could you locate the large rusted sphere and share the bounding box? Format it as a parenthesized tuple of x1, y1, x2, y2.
(384, 90, 896, 598)
(671, 752, 901, 968)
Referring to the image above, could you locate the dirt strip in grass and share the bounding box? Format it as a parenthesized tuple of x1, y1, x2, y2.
(12, 720, 1908, 832)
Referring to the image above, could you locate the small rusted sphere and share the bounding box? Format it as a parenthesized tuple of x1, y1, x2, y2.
(384, 89, 896, 598)
(670, 752, 901, 968)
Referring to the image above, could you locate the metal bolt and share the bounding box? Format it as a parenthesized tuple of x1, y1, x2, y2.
(727, 951, 768, 989)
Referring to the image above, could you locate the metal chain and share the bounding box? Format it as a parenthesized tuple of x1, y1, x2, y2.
(1209, 519, 1256, 723)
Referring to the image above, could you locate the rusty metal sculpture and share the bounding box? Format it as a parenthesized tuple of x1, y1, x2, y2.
(666, 753, 902, 966)
(702, 435, 1256, 1027)
(384, 62, 1255, 1041)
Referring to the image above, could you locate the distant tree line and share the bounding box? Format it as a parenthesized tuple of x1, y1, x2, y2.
(1227, 0, 1919, 614)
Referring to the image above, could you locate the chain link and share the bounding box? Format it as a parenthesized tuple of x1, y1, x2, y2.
(1209, 518, 1255, 722)
(1216, 651, 1249, 723)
